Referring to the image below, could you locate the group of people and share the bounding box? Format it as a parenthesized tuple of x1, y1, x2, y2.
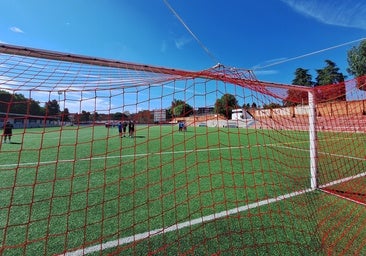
(3, 120, 135, 144)
(118, 120, 135, 138)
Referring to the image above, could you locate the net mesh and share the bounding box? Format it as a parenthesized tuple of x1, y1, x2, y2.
(0, 44, 365, 255)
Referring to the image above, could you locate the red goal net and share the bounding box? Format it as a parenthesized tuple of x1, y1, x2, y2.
(0, 44, 365, 255)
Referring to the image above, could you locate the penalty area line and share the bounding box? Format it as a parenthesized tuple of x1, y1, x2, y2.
(59, 188, 313, 256)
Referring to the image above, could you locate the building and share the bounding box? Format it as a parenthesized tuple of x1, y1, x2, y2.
(153, 109, 167, 123)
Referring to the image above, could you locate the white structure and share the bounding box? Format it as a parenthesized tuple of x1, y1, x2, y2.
(153, 109, 166, 123)
(224, 108, 255, 128)
(231, 108, 253, 120)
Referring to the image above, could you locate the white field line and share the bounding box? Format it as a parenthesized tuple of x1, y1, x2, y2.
(0, 136, 348, 168)
(271, 144, 365, 162)
(0, 146, 248, 168)
(1, 137, 363, 172)
(2, 134, 360, 169)
(0, 139, 309, 168)
(59, 188, 314, 256)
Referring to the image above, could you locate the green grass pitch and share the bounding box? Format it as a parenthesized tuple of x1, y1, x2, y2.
(0, 125, 365, 255)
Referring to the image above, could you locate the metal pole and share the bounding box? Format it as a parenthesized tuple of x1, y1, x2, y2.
(308, 90, 317, 189)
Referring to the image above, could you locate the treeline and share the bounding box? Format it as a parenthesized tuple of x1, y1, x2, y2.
(0, 90, 71, 121)
(284, 40, 366, 105)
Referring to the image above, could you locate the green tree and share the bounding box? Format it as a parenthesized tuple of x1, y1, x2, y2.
(284, 68, 313, 106)
(315, 60, 345, 86)
(292, 68, 314, 86)
(0, 90, 44, 115)
(315, 60, 346, 101)
(113, 112, 129, 121)
(214, 94, 238, 119)
(170, 99, 193, 117)
(79, 110, 91, 122)
(12, 93, 28, 114)
(92, 112, 100, 121)
(61, 108, 70, 122)
(347, 39, 366, 90)
(113, 112, 123, 121)
(242, 103, 250, 109)
(44, 99, 60, 117)
(29, 99, 44, 116)
(0, 91, 12, 113)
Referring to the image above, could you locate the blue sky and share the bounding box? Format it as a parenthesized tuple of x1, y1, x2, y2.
(2, 0, 366, 83)
(1, 0, 366, 112)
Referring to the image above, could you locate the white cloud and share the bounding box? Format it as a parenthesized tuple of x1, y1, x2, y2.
(10, 26, 24, 33)
(174, 36, 191, 49)
(280, 0, 366, 30)
(0, 75, 19, 89)
(160, 40, 167, 53)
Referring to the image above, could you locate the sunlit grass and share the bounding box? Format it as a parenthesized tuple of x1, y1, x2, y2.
(0, 125, 365, 255)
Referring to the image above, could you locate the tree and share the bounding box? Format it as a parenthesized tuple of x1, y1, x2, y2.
(79, 110, 91, 122)
(214, 94, 238, 119)
(10, 93, 28, 114)
(61, 108, 70, 122)
(315, 60, 346, 101)
(136, 110, 153, 124)
(113, 112, 129, 121)
(315, 60, 345, 86)
(347, 39, 366, 90)
(284, 68, 313, 106)
(242, 103, 250, 109)
(0, 90, 44, 115)
(170, 99, 193, 117)
(92, 112, 100, 121)
(44, 100, 60, 117)
(29, 99, 44, 116)
(292, 68, 314, 87)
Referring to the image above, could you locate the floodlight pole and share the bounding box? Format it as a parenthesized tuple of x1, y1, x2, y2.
(308, 90, 318, 189)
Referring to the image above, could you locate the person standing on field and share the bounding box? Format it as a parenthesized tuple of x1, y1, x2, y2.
(3, 121, 14, 143)
(122, 121, 128, 137)
(128, 120, 135, 137)
(118, 121, 123, 137)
